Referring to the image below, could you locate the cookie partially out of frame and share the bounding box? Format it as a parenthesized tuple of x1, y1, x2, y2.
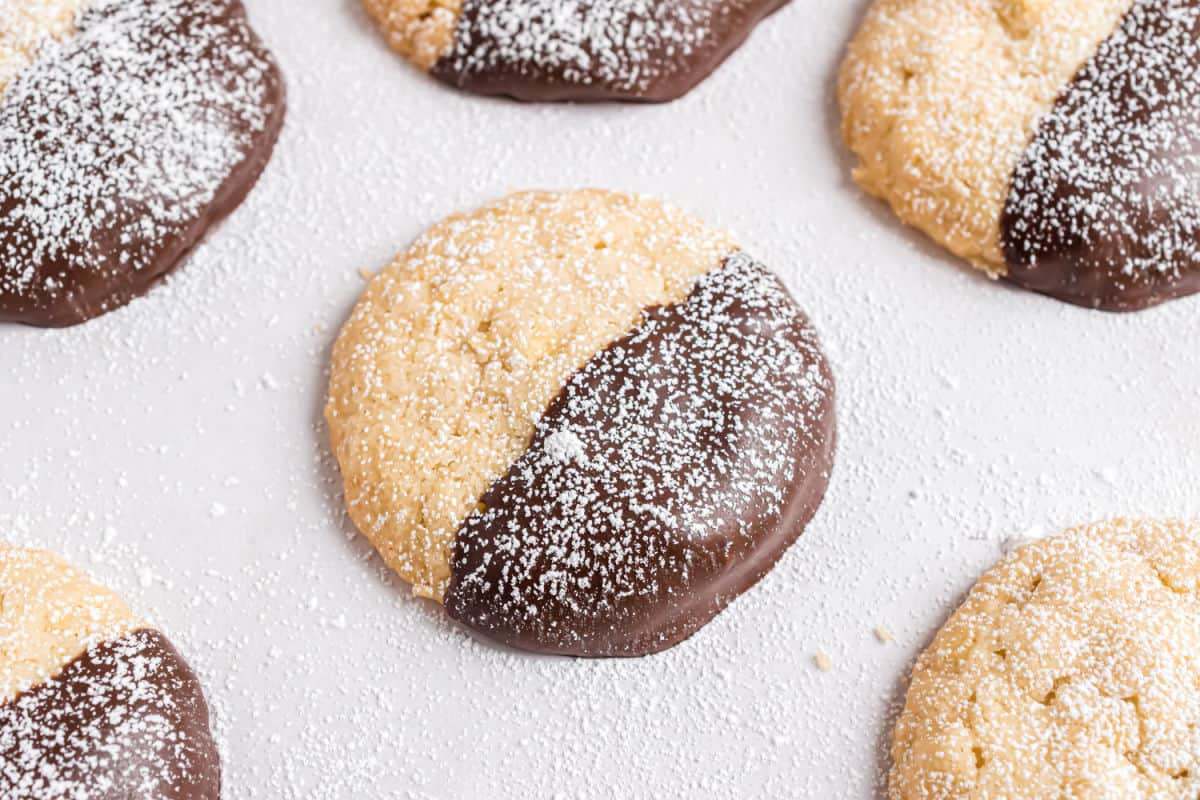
(362, 0, 789, 102)
(0, 0, 285, 328)
(891, 519, 1200, 799)
(840, 0, 1200, 311)
(0, 544, 220, 799)
(326, 189, 836, 657)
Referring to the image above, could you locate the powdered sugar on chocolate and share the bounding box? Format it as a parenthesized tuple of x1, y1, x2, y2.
(445, 252, 836, 656)
(0, 0, 284, 326)
(432, 0, 788, 100)
(1001, 0, 1200, 309)
(0, 629, 220, 799)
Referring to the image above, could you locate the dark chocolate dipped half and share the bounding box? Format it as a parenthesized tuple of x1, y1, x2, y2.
(1001, 0, 1200, 311)
(430, 0, 790, 102)
(0, 0, 286, 328)
(0, 629, 220, 799)
(444, 252, 836, 657)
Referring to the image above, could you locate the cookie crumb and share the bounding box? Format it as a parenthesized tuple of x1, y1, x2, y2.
(814, 651, 833, 672)
(874, 625, 894, 643)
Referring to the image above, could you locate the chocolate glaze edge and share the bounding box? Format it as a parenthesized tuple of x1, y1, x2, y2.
(430, 0, 792, 103)
(0, 628, 221, 799)
(0, 0, 287, 328)
(999, 0, 1200, 312)
(443, 253, 836, 657)
(33, 84, 288, 329)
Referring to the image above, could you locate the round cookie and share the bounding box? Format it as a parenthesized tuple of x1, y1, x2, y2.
(0, 544, 220, 798)
(839, 0, 1200, 311)
(362, 0, 790, 102)
(326, 189, 836, 657)
(0, 0, 286, 328)
(890, 519, 1200, 799)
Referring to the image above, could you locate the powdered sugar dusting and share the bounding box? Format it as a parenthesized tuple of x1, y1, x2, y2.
(437, 0, 782, 97)
(7, 0, 1200, 795)
(892, 519, 1200, 798)
(446, 252, 835, 654)
(0, 629, 220, 798)
(1002, 0, 1200, 299)
(0, 0, 281, 316)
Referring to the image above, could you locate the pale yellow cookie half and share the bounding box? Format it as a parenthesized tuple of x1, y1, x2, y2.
(891, 519, 1200, 799)
(0, 543, 140, 701)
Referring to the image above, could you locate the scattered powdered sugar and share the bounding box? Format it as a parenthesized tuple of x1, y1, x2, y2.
(5, 0, 1200, 796)
(542, 428, 588, 466)
(439, 0, 780, 95)
(448, 252, 834, 650)
(0, 0, 278, 299)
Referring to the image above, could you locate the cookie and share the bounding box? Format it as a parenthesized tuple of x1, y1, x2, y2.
(326, 189, 836, 657)
(0, 544, 220, 798)
(891, 519, 1200, 799)
(0, 0, 286, 328)
(839, 0, 1200, 311)
(362, 0, 789, 102)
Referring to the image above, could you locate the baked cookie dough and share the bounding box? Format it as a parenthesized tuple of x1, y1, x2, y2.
(0, 544, 220, 798)
(839, 0, 1200, 311)
(362, 0, 789, 102)
(0, 0, 286, 328)
(326, 189, 836, 657)
(891, 519, 1200, 799)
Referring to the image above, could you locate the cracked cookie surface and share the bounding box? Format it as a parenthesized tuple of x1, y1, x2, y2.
(891, 519, 1200, 799)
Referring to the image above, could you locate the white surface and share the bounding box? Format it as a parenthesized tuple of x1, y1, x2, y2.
(5, 1, 1200, 797)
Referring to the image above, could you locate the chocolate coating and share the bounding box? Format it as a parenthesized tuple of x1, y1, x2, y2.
(0, 0, 285, 328)
(431, 0, 789, 102)
(0, 629, 220, 799)
(1001, 0, 1200, 311)
(444, 253, 836, 657)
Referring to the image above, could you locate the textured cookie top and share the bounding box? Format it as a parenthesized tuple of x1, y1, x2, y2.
(838, 0, 1133, 269)
(0, 0, 285, 326)
(364, 0, 788, 101)
(891, 519, 1200, 799)
(0, 0, 91, 88)
(326, 190, 736, 601)
(0, 544, 139, 701)
(445, 253, 836, 655)
(362, 0, 461, 70)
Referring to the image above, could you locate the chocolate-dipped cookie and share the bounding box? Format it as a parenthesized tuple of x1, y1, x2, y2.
(0, 544, 220, 799)
(0, 0, 285, 328)
(325, 190, 836, 657)
(362, 0, 789, 102)
(839, 0, 1200, 311)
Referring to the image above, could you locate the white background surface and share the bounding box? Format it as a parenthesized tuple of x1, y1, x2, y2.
(6, 1, 1200, 797)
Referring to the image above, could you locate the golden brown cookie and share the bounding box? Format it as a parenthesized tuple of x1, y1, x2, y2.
(891, 519, 1200, 799)
(326, 189, 837, 656)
